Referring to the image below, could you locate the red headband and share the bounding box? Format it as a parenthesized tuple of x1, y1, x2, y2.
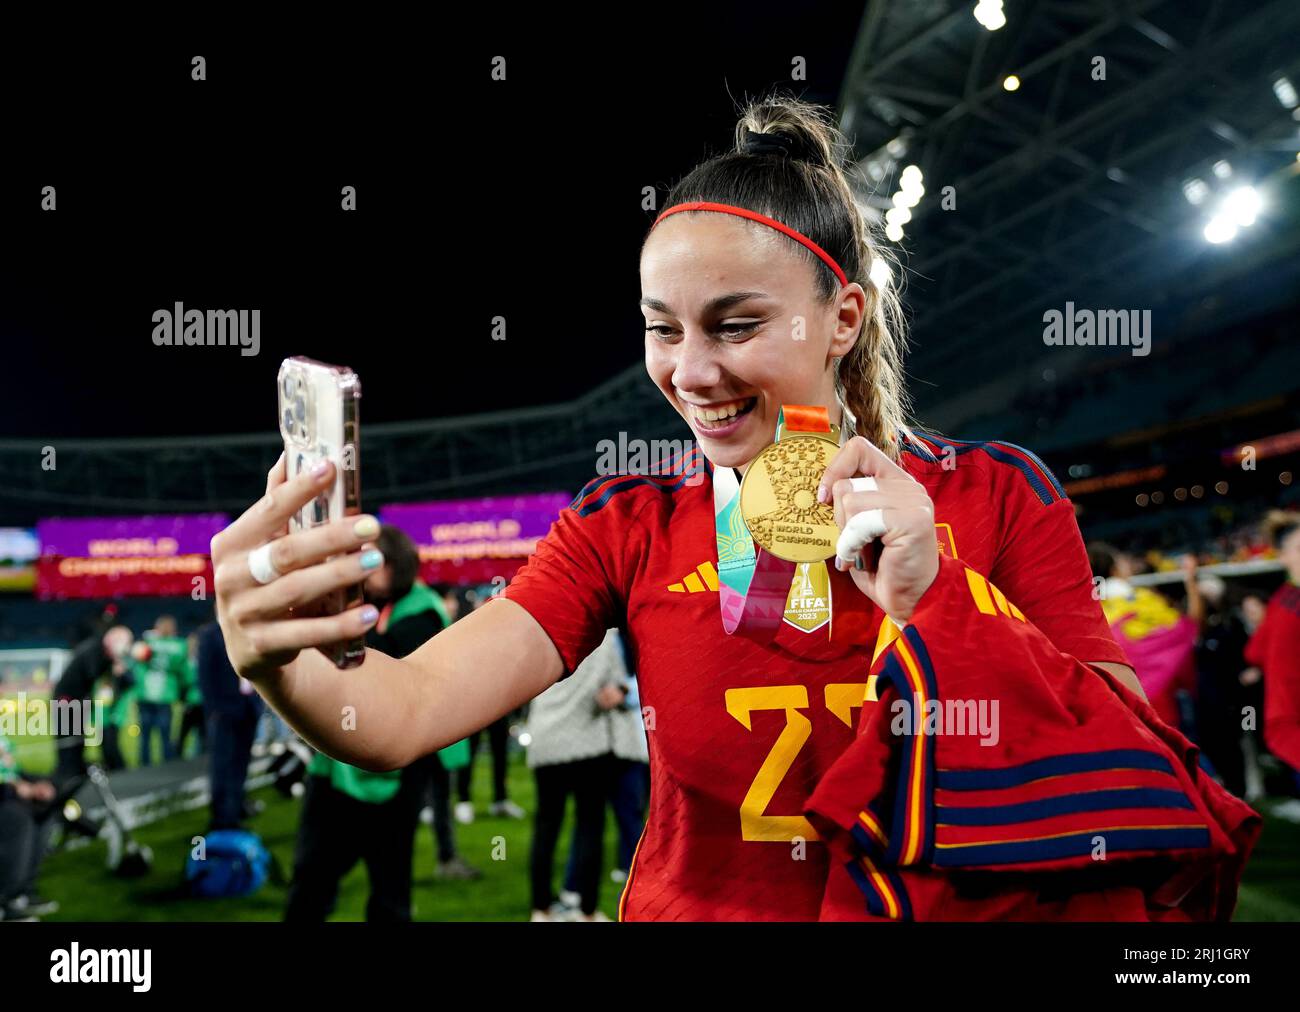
(650, 200, 850, 288)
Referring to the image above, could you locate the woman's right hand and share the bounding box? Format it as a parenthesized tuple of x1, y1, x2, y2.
(211, 453, 384, 682)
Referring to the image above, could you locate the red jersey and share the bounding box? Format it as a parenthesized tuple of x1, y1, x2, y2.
(502, 430, 1129, 920)
(805, 553, 1259, 921)
(1244, 581, 1300, 772)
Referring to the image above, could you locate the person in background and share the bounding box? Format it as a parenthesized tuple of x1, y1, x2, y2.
(197, 617, 263, 831)
(0, 731, 59, 920)
(1188, 569, 1252, 797)
(561, 642, 648, 899)
(1238, 591, 1270, 801)
(253, 703, 293, 756)
(414, 585, 480, 881)
(285, 524, 475, 922)
(453, 587, 526, 824)
(134, 615, 188, 766)
(73, 602, 120, 649)
(98, 661, 134, 772)
(1088, 543, 1199, 732)
(1241, 593, 1269, 635)
(527, 627, 646, 922)
(52, 625, 134, 787)
(395, 572, 483, 879)
(1244, 512, 1300, 821)
(175, 632, 206, 759)
(609, 673, 651, 885)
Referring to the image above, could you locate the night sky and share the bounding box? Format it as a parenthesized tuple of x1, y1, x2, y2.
(0, 10, 862, 440)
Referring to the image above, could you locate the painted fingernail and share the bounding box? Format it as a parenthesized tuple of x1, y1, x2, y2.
(816, 484, 827, 504)
(360, 549, 383, 571)
(360, 605, 379, 626)
(855, 555, 866, 571)
(311, 460, 330, 479)
(353, 516, 379, 539)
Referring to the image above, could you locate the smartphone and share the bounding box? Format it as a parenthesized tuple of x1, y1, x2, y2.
(277, 356, 366, 669)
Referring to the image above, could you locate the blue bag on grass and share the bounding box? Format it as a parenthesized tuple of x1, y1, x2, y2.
(186, 829, 271, 898)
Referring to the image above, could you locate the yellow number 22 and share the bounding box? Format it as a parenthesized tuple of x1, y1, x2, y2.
(724, 684, 868, 843)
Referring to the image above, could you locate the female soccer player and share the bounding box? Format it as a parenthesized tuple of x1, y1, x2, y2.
(212, 97, 1155, 921)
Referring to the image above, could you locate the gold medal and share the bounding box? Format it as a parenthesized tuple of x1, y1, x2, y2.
(740, 431, 839, 563)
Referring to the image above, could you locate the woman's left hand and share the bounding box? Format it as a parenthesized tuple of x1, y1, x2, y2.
(819, 436, 939, 623)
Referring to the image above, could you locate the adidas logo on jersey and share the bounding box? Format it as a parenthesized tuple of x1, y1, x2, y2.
(667, 561, 719, 593)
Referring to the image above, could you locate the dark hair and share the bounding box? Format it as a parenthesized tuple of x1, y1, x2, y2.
(377, 524, 421, 601)
(1086, 542, 1120, 579)
(645, 93, 910, 456)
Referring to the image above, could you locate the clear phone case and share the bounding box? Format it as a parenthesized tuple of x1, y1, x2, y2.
(277, 356, 365, 669)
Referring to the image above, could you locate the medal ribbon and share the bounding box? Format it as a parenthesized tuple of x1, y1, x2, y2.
(713, 405, 832, 642)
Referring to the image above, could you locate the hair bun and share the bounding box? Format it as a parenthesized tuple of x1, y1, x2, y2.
(740, 125, 821, 165)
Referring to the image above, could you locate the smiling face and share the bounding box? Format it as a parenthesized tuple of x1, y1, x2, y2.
(639, 213, 865, 471)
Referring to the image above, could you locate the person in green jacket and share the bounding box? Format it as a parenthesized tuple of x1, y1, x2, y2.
(174, 634, 205, 759)
(134, 615, 188, 766)
(284, 525, 477, 922)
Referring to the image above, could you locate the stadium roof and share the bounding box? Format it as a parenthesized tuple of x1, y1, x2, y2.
(836, 0, 1300, 426)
